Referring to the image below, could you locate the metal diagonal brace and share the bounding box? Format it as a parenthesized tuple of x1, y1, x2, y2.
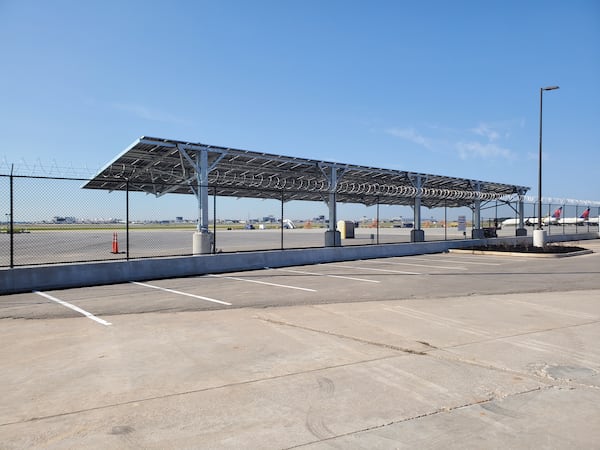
(318, 163, 348, 229)
(176, 144, 228, 233)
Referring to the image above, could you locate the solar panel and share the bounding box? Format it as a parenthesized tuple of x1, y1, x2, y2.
(83, 136, 529, 208)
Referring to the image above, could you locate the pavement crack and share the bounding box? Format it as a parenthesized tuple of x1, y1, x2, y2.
(286, 386, 548, 449)
(255, 316, 427, 355)
(0, 354, 398, 429)
(444, 319, 600, 351)
(416, 340, 439, 349)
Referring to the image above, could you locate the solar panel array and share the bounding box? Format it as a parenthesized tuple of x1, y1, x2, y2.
(83, 136, 529, 208)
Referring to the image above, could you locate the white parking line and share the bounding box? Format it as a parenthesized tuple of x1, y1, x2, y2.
(407, 256, 502, 266)
(326, 263, 421, 275)
(274, 268, 380, 283)
(33, 291, 112, 326)
(446, 254, 522, 263)
(362, 259, 468, 270)
(209, 274, 316, 292)
(131, 281, 232, 306)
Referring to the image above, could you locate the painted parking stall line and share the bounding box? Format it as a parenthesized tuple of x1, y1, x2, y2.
(131, 281, 232, 306)
(209, 274, 316, 292)
(444, 254, 521, 263)
(384, 305, 492, 337)
(408, 256, 503, 266)
(362, 259, 468, 271)
(33, 291, 112, 326)
(325, 263, 421, 275)
(274, 268, 380, 283)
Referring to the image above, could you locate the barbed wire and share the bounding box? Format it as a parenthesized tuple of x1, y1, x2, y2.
(517, 195, 600, 207)
(2, 158, 599, 206)
(0, 157, 98, 178)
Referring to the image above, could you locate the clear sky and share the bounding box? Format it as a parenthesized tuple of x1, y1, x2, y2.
(1, 0, 599, 220)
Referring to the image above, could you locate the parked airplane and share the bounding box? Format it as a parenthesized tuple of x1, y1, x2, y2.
(587, 216, 599, 226)
(558, 208, 590, 225)
(501, 207, 562, 227)
(282, 218, 296, 229)
(581, 208, 599, 226)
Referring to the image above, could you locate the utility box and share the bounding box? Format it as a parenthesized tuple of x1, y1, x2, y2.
(337, 220, 355, 239)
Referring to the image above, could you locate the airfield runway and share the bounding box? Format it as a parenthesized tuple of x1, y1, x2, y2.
(1, 239, 599, 448)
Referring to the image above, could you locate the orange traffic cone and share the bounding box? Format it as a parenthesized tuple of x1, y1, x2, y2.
(112, 232, 119, 254)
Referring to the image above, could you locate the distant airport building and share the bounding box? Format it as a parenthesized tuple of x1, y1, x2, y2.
(53, 216, 76, 224)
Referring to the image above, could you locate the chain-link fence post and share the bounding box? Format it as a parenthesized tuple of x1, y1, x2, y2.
(9, 167, 14, 268)
(281, 190, 284, 250)
(126, 179, 130, 260)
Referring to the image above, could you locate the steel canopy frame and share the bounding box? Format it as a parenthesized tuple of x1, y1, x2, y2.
(83, 136, 529, 249)
(84, 136, 528, 206)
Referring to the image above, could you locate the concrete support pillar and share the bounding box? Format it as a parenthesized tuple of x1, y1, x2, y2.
(193, 231, 213, 254)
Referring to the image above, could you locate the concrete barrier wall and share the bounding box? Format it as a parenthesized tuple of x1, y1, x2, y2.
(1, 232, 597, 295)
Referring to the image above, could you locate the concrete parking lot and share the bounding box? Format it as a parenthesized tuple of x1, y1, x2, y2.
(1, 239, 599, 448)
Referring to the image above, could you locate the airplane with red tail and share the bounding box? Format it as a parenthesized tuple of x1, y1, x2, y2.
(502, 207, 562, 227)
(558, 207, 590, 225)
(524, 206, 562, 226)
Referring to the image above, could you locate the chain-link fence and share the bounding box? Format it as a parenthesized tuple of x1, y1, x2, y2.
(1, 174, 598, 267)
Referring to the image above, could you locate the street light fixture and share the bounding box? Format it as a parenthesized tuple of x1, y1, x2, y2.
(535, 85, 559, 247)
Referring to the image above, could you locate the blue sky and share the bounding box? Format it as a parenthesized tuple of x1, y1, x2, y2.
(1, 0, 599, 219)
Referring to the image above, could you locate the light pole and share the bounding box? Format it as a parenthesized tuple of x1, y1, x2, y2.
(534, 85, 559, 247)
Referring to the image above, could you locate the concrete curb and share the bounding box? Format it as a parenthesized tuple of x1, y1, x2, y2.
(449, 248, 594, 258)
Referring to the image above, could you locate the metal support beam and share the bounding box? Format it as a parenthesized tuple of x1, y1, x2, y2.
(327, 167, 337, 230)
(198, 149, 209, 233)
(175, 144, 218, 254)
(321, 164, 345, 247)
(409, 174, 425, 242)
(516, 189, 527, 236)
(518, 196, 525, 229)
(473, 198, 481, 229)
(472, 181, 482, 229)
(470, 181, 485, 239)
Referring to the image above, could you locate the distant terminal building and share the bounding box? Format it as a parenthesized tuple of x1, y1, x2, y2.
(53, 216, 76, 224)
